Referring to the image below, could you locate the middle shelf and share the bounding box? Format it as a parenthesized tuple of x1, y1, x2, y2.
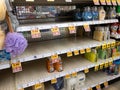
(12, 37, 115, 63)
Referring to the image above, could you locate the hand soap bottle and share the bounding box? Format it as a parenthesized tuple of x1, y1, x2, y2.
(99, 6, 106, 20)
(92, 6, 99, 20)
(74, 9, 82, 21)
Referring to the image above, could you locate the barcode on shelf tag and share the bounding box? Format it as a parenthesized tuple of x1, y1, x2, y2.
(100, 0, 106, 5)
(47, 0, 54, 2)
(67, 51, 73, 57)
(72, 72, 77, 77)
(74, 50, 79, 55)
(86, 48, 91, 53)
(107, 43, 111, 48)
(102, 44, 106, 49)
(88, 87, 93, 90)
(104, 82, 109, 88)
(51, 27, 60, 36)
(51, 79, 57, 84)
(80, 49, 85, 54)
(26, 0, 34, 2)
(100, 63, 104, 69)
(34, 83, 42, 90)
(51, 54, 58, 60)
(94, 65, 99, 71)
(117, 0, 120, 5)
(96, 84, 101, 90)
(68, 25, 76, 34)
(83, 24, 91, 32)
(65, 74, 71, 79)
(105, 62, 109, 68)
(65, 0, 72, 2)
(111, 0, 117, 5)
(106, 0, 112, 5)
(12, 61, 22, 73)
(31, 29, 41, 38)
(84, 68, 89, 73)
(93, 0, 100, 5)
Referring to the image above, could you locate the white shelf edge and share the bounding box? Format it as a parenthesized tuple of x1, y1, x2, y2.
(16, 19, 118, 32)
(0, 61, 10, 70)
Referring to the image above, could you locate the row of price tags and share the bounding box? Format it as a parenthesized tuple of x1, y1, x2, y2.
(67, 48, 91, 57)
(102, 42, 116, 50)
(88, 81, 108, 90)
(30, 24, 90, 38)
(94, 58, 113, 71)
(93, 0, 120, 5)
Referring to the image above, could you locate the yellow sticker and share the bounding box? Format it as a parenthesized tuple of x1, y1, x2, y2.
(109, 60, 113, 66)
(51, 79, 57, 84)
(88, 87, 93, 90)
(102, 44, 106, 49)
(34, 83, 42, 89)
(51, 54, 58, 60)
(117, 0, 120, 5)
(67, 51, 73, 57)
(106, 0, 112, 5)
(100, 63, 104, 69)
(31, 29, 41, 38)
(94, 65, 99, 71)
(107, 43, 111, 48)
(111, 0, 117, 5)
(111, 42, 116, 47)
(74, 50, 79, 55)
(12, 61, 22, 73)
(72, 72, 77, 77)
(86, 48, 91, 53)
(65, 74, 71, 79)
(104, 82, 109, 88)
(93, 0, 100, 5)
(84, 68, 89, 73)
(105, 62, 109, 68)
(83, 24, 91, 32)
(26, 0, 34, 2)
(47, 0, 54, 2)
(100, 0, 106, 5)
(96, 84, 101, 90)
(51, 27, 60, 36)
(80, 49, 85, 54)
(68, 25, 76, 34)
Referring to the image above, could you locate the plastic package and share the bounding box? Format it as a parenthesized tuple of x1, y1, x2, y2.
(98, 6, 106, 20)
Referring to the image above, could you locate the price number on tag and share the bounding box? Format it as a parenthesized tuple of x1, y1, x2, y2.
(31, 29, 41, 38)
(12, 61, 22, 73)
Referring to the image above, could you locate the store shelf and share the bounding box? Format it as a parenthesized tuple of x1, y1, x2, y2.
(16, 19, 118, 32)
(0, 69, 16, 90)
(46, 71, 120, 90)
(111, 35, 120, 39)
(12, 37, 115, 63)
(15, 56, 119, 89)
(0, 61, 10, 70)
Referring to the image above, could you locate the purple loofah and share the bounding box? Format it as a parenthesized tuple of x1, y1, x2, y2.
(5, 32, 28, 57)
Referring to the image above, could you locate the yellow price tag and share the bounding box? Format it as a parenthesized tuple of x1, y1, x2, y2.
(34, 83, 42, 89)
(84, 68, 89, 73)
(111, 0, 117, 5)
(100, 63, 104, 69)
(72, 72, 77, 77)
(80, 49, 85, 54)
(74, 50, 79, 55)
(94, 65, 99, 71)
(51, 54, 58, 60)
(107, 43, 111, 48)
(83, 24, 91, 32)
(19, 88, 24, 90)
(51, 27, 60, 36)
(86, 48, 91, 53)
(111, 42, 116, 47)
(96, 84, 101, 90)
(100, 0, 106, 5)
(104, 82, 109, 88)
(67, 51, 73, 57)
(88, 87, 93, 90)
(106, 0, 112, 5)
(109, 60, 113, 66)
(12, 61, 22, 73)
(105, 62, 109, 68)
(31, 29, 41, 38)
(93, 0, 100, 5)
(68, 25, 76, 34)
(102, 44, 106, 49)
(47, 0, 54, 2)
(117, 0, 120, 5)
(51, 79, 57, 84)
(65, 74, 71, 79)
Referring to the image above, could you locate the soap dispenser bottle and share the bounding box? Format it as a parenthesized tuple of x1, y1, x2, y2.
(74, 8, 82, 21)
(92, 6, 99, 20)
(99, 6, 106, 20)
